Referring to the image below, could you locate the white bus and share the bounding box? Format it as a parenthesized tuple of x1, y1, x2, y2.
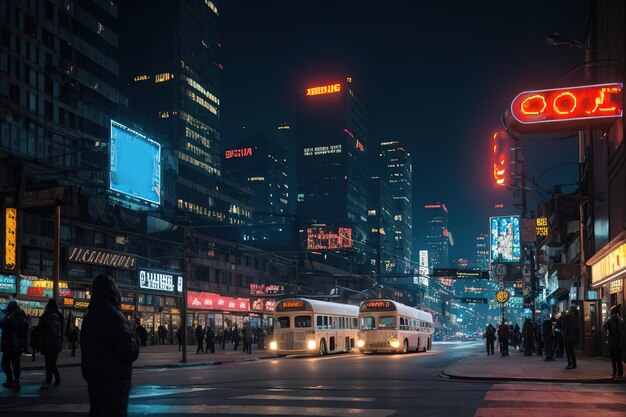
(357, 299, 434, 354)
(268, 298, 360, 356)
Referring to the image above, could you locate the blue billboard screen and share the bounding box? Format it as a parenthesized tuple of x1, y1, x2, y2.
(490, 215, 521, 263)
(110, 120, 161, 205)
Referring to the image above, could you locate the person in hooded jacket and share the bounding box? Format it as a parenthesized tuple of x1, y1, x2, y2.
(603, 304, 623, 379)
(37, 299, 64, 389)
(81, 274, 139, 417)
(0, 300, 28, 389)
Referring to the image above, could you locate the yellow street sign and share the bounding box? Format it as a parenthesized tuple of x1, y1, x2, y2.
(496, 290, 509, 304)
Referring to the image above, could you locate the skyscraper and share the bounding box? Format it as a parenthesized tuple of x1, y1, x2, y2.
(424, 203, 449, 270)
(119, 0, 250, 224)
(380, 141, 413, 273)
(368, 177, 395, 275)
(296, 78, 371, 269)
(475, 233, 490, 271)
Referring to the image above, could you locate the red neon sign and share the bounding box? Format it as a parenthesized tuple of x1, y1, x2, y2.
(187, 291, 250, 311)
(306, 83, 341, 96)
(491, 130, 509, 187)
(225, 147, 253, 159)
(507, 83, 623, 133)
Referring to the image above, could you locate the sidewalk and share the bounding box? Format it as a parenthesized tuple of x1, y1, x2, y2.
(443, 349, 623, 383)
(21, 343, 274, 370)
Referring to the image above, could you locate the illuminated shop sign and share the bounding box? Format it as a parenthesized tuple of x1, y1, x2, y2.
(306, 226, 353, 250)
(305, 83, 341, 96)
(0, 275, 16, 293)
(424, 204, 448, 212)
(225, 147, 253, 159)
(249, 283, 285, 296)
(4, 208, 17, 271)
(506, 83, 623, 133)
(18, 277, 68, 299)
(588, 240, 626, 287)
(490, 216, 521, 263)
(187, 291, 250, 312)
(251, 298, 277, 311)
(138, 268, 183, 294)
(491, 130, 510, 187)
(67, 246, 136, 270)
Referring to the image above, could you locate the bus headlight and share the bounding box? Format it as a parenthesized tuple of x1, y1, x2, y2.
(357, 339, 365, 348)
(389, 338, 400, 348)
(269, 341, 277, 351)
(307, 340, 316, 350)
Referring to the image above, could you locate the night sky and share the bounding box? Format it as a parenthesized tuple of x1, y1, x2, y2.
(218, 1, 587, 263)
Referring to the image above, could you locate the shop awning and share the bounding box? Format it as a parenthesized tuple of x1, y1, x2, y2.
(587, 231, 626, 287)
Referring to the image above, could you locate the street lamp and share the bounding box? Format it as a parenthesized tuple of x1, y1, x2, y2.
(545, 33, 584, 49)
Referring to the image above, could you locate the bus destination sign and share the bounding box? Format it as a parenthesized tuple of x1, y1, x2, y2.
(280, 300, 304, 309)
(361, 300, 395, 311)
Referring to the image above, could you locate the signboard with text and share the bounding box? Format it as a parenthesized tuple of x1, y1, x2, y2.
(490, 216, 521, 263)
(138, 268, 183, 294)
(187, 291, 250, 312)
(0, 275, 16, 294)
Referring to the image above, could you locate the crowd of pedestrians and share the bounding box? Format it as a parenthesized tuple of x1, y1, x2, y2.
(483, 304, 624, 379)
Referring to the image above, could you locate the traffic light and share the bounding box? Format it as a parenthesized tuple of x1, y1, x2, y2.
(491, 130, 510, 187)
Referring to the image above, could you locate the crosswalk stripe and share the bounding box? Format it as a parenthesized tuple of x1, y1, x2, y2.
(229, 394, 374, 402)
(15, 403, 397, 416)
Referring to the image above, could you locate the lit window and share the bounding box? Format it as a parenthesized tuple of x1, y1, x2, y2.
(134, 75, 149, 82)
(155, 73, 174, 83)
(159, 111, 170, 118)
(368, 210, 377, 216)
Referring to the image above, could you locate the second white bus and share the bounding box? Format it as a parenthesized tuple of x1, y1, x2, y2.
(268, 298, 360, 356)
(357, 299, 434, 353)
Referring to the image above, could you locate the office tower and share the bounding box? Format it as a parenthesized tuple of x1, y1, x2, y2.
(379, 141, 413, 273)
(424, 203, 449, 270)
(119, 0, 250, 224)
(476, 233, 490, 271)
(295, 78, 371, 269)
(223, 134, 289, 224)
(368, 177, 395, 275)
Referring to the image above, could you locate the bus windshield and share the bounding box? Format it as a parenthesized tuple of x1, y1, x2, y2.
(360, 316, 375, 330)
(378, 316, 396, 329)
(294, 315, 311, 328)
(276, 316, 290, 329)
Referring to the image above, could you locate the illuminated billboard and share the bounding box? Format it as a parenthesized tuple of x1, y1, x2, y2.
(110, 120, 161, 205)
(490, 215, 521, 263)
(225, 147, 253, 159)
(491, 130, 510, 187)
(506, 83, 623, 133)
(305, 83, 341, 96)
(306, 226, 353, 250)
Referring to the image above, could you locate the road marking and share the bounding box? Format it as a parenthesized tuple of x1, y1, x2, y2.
(130, 387, 215, 399)
(16, 403, 397, 416)
(230, 394, 374, 402)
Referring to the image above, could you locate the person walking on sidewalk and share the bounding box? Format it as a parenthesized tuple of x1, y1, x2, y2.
(0, 300, 28, 389)
(232, 325, 241, 351)
(244, 324, 253, 354)
(176, 327, 183, 352)
(603, 304, 623, 379)
(563, 307, 579, 369)
(81, 274, 140, 417)
(522, 318, 534, 356)
(553, 312, 564, 358)
(37, 299, 64, 389)
(195, 325, 205, 353)
(205, 326, 215, 354)
(498, 320, 509, 357)
(542, 315, 556, 361)
(484, 324, 496, 355)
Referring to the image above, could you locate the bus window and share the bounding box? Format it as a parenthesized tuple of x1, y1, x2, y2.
(378, 316, 395, 329)
(295, 316, 311, 328)
(317, 316, 323, 328)
(276, 316, 290, 329)
(323, 316, 328, 329)
(360, 316, 375, 330)
(353, 318, 358, 329)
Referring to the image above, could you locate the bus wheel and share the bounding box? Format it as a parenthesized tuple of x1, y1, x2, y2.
(319, 339, 327, 356)
(402, 339, 409, 354)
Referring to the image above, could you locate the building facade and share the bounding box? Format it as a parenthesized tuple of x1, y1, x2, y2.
(424, 203, 449, 271)
(475, 233, 490, 271)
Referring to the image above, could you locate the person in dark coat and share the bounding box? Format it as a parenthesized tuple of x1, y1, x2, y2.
(603, 304, 623, 379)
(244, 324, 253, 354)
(81, 274, 140, 417)
(563, 307, 579, 369)
(157, 325, 167, 345)
(68, 326, 79, 357)
(232, 325, 241, 351)
(37, 299, 64, 389)
(195, 325, 204, 353)
(522, 318, 534, 356)
(497, 321, 509, 356)
(512, 324, 521, 351)
(0, 300, 28, 388)
(135, 322, 147, 348)
(542, 315, 556, 361)
(553, 313, 564, 358)
(205, 326, 215, 354)
(176, 328, 183, 351)
(484, 324, 496, 355)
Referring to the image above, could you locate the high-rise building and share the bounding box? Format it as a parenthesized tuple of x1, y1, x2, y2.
(475, 233, 490, 271)
(296, 78, 371, 270)
(424, 203, 449, 270)
(223, 135, 289, 224)
(119, 0, 250, 224)
(380, 141, 413, 273)
(368, 177, 395, 275)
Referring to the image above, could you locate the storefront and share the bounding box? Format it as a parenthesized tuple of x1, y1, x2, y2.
(586, 231, 626, 356)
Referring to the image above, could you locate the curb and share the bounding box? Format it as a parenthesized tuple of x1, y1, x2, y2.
(440, 370, 620, 384)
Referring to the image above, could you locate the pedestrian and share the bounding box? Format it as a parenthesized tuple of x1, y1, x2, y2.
(542, 315, 556, 361)
(158, 325, 167, 345)
(136, 322, 147, 347)
(0, 300, 29, 389)
(80, 274, 140, 417)
(195, 324, 204, 353)
(244, 323, 253, 354)
(553, 312, 564, 358)
(497, 320, 509, 357)
(512, 324, 521, 351)
(563, 307, 579, 369)
(484, 323, 496, 355)
(221, 328, 226, 350)
(176, 327, 183, 352)
(68, 325, 79, 357)
(205, 326, 215, 354)
(37, 299, 64, 389)
(522, 318, 534, 356)
(232, 325, 241, 351)
(603, 304, 623, 379)
(29, 325, 41, 362)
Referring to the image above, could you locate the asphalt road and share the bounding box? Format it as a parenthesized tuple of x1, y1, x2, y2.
(2, 342, 625, 417)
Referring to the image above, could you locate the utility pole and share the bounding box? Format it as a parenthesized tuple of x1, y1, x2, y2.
(53, 204, 61, 302)
(181, 228, 189, 363)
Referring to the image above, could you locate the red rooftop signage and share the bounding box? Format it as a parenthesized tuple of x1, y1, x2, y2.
(225, 147, 253, 159)
(306, 83, 341, 96)
(506, 83, 623, 133)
